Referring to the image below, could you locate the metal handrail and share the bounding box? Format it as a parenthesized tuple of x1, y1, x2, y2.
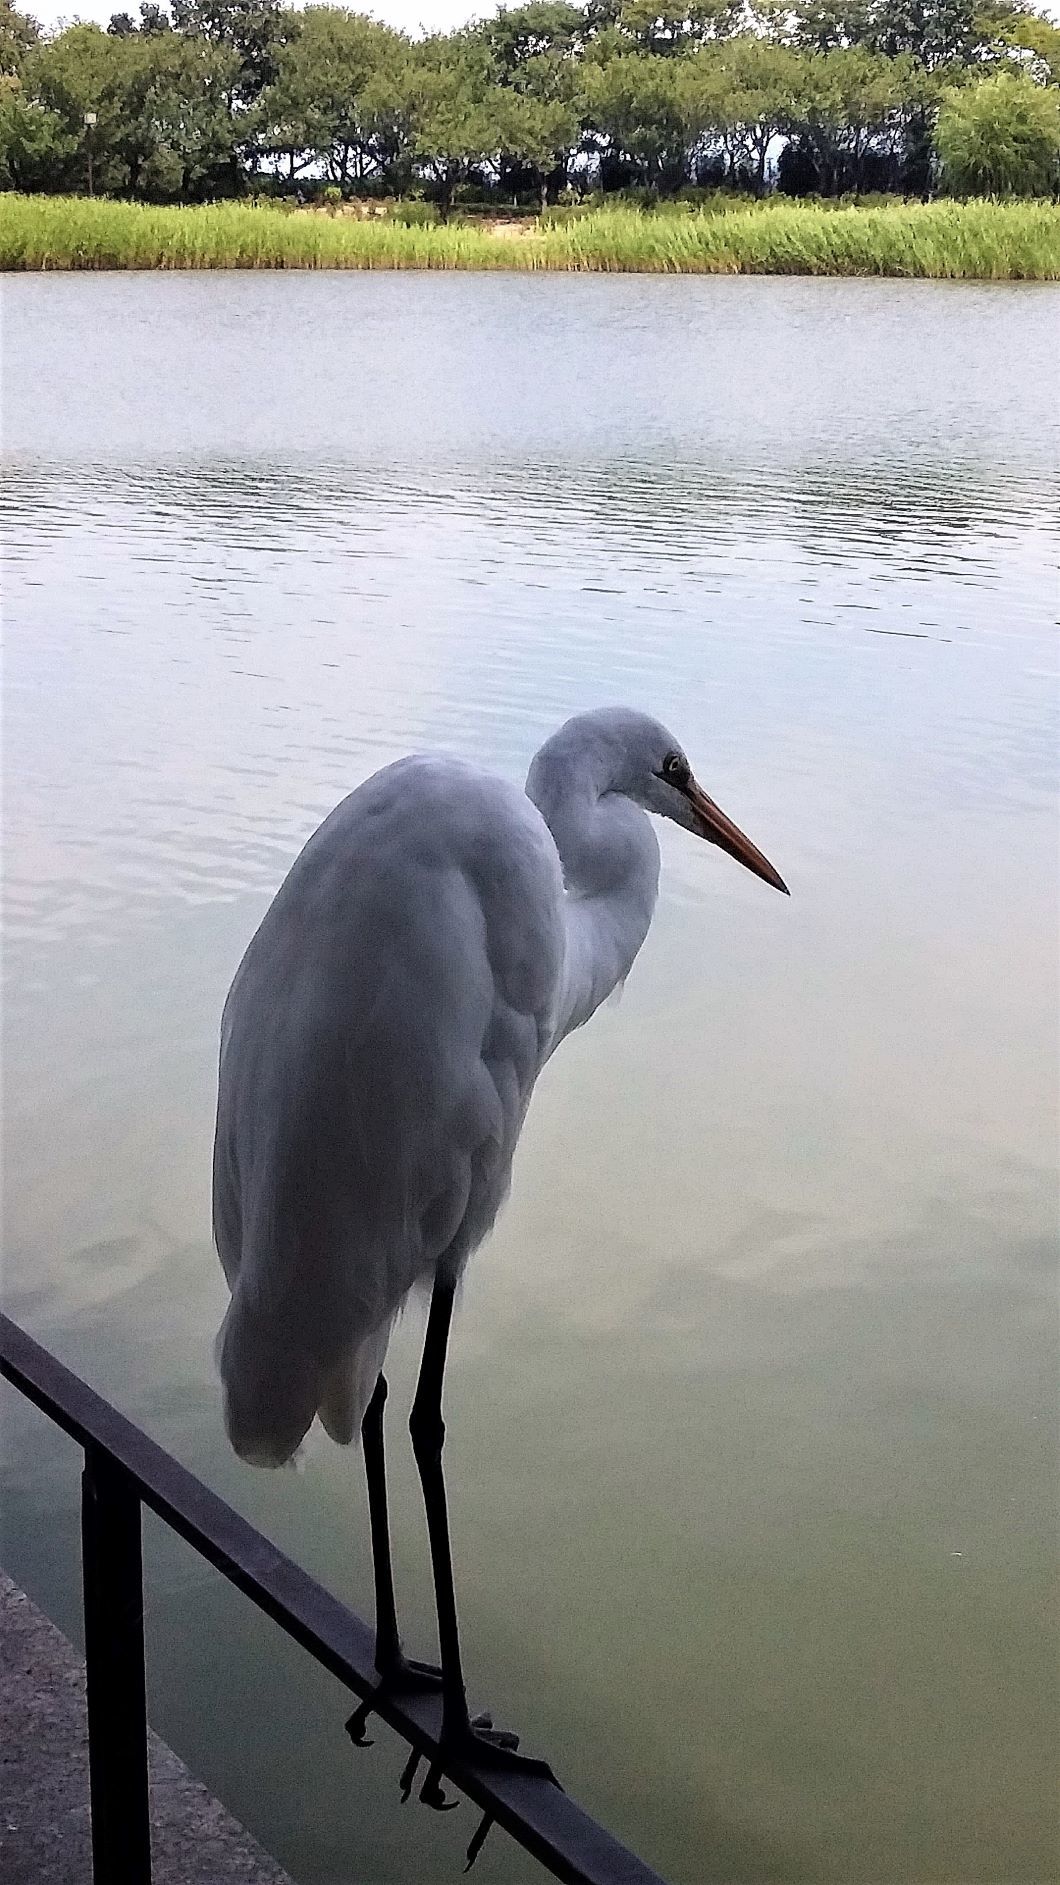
(1, 1313, 668, 1885)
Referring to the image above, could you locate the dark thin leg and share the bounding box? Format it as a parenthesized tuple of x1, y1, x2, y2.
(409, 1273, 471, 1743)
(408, 1276, 557, 1783)
(347, 1371, 442, 1748)
(362, 1372, 401, 1675)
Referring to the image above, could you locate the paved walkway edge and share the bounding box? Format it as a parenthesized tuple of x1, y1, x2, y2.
(1, 1569, 296, 1885)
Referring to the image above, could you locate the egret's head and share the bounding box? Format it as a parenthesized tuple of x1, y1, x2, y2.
(540, 707, 789, 896)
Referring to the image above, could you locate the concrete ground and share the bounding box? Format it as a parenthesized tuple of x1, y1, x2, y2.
(0, 1571, 296, 1884)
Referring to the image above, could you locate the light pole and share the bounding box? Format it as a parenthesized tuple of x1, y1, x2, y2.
(84, 110, 97, 197)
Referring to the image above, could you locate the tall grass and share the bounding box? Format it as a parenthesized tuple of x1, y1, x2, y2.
(2, 193, 1058, 278)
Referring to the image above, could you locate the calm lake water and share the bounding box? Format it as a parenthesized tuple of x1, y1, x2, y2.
(3, 272, 1058, 1885)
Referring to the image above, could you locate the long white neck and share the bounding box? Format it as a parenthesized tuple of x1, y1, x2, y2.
(526, 738, 661, 1053)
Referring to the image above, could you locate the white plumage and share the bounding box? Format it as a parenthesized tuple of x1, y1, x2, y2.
(213, 707, 787, 1473)
(214, 754, 565, 1465)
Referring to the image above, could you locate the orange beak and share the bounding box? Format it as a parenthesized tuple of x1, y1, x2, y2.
(685, 779, 789, 895)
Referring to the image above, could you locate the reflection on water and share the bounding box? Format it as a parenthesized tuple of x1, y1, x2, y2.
(3, 273, 1058, 1885)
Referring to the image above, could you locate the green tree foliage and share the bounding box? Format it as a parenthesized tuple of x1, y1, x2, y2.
(108, 7, 172, 36)
(481, 1, 585, 76)
(935, 68, 1060, 193)
(998, 8, 1060, 86)
(864, 0, 1014, 69)
(473, 3, 582, 195)
(491, 86, 581, 199)
(786, 0, 1013, 67)
(170, 0, 290, 103)
(0, 84, 73, 189)
(786, 0, 874, 55)
(1, 0, 39, 75)
(1, 0, 1057, 204)
(684, 37, 805, 189)
(14, 20, 239, 195)
(587, 0, 740, 57)
(799, 46, 904, 190)
(582, 50, 691, 183)
(132, 33, 241, 196)
(22, 23, 127, 192)
(406, 34, 528, 215)
(255, 7, 410, 184)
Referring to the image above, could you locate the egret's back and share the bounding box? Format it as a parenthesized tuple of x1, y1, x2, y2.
(213, 757, 564, 1466)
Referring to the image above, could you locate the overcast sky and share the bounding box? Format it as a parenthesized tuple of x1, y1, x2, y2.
(23, 0, 1060, 36)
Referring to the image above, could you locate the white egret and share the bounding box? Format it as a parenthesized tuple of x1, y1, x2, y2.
(213, 707, 787, 1775)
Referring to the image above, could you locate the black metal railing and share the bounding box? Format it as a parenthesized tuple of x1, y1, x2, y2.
(1, 1314, 667, 1885)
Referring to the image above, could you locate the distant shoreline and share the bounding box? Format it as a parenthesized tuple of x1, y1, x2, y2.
(3, 196, 1059, 280)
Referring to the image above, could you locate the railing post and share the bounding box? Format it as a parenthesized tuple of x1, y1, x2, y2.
(81, 1442, 152, 1884)
(2, 1313, 670, 1885)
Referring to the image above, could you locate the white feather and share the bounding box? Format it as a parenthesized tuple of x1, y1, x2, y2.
(212, 710, 743, 1466)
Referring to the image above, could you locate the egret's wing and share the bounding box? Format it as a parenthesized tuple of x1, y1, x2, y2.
(212, 757, 564, 1464)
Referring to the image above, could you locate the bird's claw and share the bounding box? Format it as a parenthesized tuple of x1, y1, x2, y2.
(374, 1696, 561, 1822)
(344, 1701, 374, 1748)
(420, 1761, 459, 1811)
(346, 1653, 445, 1752)
(396, 1715, 516, 1811)
(412, 1713, 559, 1824)
(399, 1748, 421, 1803)
(465, 1812, 494, 1871)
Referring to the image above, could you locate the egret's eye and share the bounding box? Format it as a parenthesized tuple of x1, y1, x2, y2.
(662, 752, 689, 787)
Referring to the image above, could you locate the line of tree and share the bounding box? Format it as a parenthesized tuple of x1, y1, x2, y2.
(1, 0, 1058, 207)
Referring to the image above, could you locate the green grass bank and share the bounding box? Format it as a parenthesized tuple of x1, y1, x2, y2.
(2, 194, 1059, 278)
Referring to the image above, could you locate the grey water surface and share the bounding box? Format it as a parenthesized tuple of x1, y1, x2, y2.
(2, 271, 1058, 1885)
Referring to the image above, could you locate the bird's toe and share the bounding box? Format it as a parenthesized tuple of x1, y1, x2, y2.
(443, 1718, 558, 1781)
(345, 1652, 445, 1750)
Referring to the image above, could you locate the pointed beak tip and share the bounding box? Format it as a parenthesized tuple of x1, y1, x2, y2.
(688, 781, 789, 899)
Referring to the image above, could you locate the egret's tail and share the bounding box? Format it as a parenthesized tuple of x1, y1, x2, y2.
(318, 1318, 394, 1446)
(217, 1294, 319, 1467)
(217, 1291, 395, 1468)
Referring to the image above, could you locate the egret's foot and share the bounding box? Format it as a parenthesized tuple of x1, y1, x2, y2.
(441, 1715, 559, 1784)
(379, 1653, 445, 1693)
(345, 1653, 444, 1747)
(395, 1713, 507, 1807)
(398, 1712, 558, 1816)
